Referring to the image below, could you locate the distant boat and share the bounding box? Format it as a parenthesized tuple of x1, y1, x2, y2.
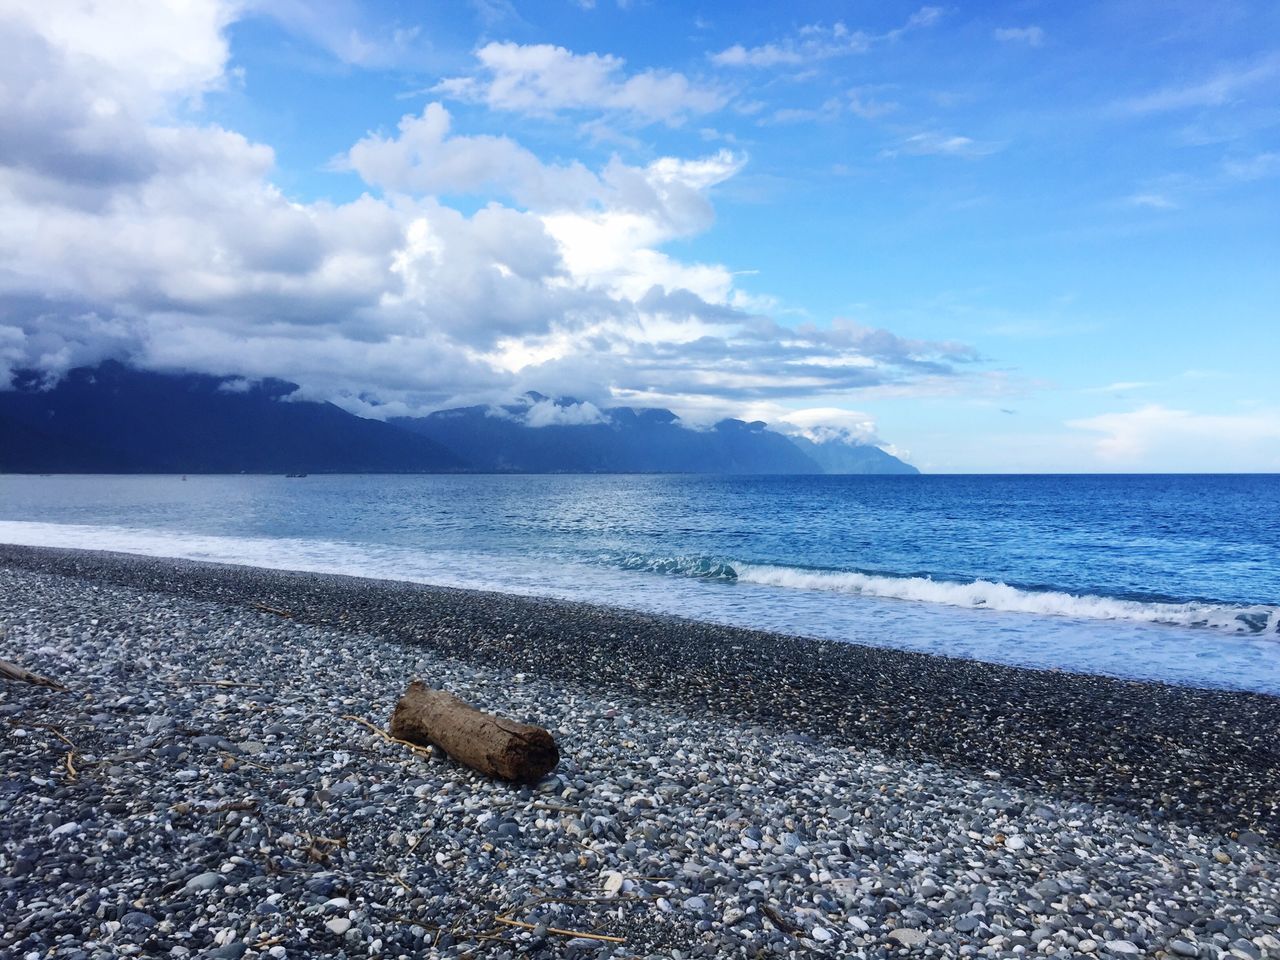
(285, 472, 308, 478)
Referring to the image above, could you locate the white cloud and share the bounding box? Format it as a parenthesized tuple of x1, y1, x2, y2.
(1067, 405, 1280, 470)
(848, 87, 898, 120)
(1082, 381, 1156, 394)
(0, 0, 980, 428)
(436, 42, 724, 125)
(1223, 152, 1280, 181)
(994, 26, 1044, 48)
(1117, 54, 1280, 114)
(1126, 192, 1178, 209)
(523, 398, 608, 427)
(882, 133, 1003, 159)
(345, 103, 600, 207)
(710, 7, 941, 69)
(252, 0, 428, 68)
(773, 407, 880, 444)
(8, 0, 236, 103)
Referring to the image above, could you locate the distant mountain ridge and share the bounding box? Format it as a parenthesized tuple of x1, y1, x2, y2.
(392, 394, 918, 474)
(0, 362, 462, 474)
(0, 363, 919, 475)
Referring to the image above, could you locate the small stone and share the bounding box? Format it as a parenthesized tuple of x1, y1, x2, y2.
(1169, 941, 1200, 958)
(811, 925, 833, 942)
(1105, 941, 1141, 955)
(889, 928, 928, 947)
(184, 872, 223, 892)
(326, 917, 352, 935)
(600, 871, 624, 898)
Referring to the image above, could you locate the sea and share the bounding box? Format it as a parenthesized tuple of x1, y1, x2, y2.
(1, 473, 1278, 694)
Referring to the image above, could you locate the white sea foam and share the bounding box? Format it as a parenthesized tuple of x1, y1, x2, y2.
(733, 563, 1279, 634)
(0, 521, 469, 588)
(4, 521, 1276, 637)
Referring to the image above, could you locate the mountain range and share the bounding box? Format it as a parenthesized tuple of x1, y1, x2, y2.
(0, 362, 918, 475)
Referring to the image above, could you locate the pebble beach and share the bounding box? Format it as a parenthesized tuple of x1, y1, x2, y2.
(2, 544, 1279, 959)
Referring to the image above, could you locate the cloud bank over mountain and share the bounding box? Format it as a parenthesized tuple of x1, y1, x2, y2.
(0, 0, 975, 456)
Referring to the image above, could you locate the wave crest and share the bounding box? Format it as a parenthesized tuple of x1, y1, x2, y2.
(607, 553, 739, 580)
(600, 553, 1279, 634)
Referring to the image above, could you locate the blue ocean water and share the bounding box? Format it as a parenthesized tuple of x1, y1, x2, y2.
(1, 473, 1278, 692)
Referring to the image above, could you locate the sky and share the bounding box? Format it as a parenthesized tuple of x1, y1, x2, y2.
(1, 0, 1278, 472)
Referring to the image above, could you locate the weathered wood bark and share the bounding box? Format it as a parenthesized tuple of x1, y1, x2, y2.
(389, 680, 559, 783)
(0, 658, 68, 691)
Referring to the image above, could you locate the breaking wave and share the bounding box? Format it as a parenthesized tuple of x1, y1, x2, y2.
(602, 553, 1280, 635)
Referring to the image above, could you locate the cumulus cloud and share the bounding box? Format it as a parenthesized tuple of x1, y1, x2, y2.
(345, 103, 600, 207)
(772, 407, 881, 445)
(435, 42, 725, 125)
(523, 398, 608, 427)
(0, 0, 981, 437)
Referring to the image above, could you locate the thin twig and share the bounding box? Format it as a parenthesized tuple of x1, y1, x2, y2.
(386, 873, 414, 894)
(343, 714, 434, 760)
(493, 917, 625, 944)
(220, 750, 273, 772)
(9, 721, 80, 780)
(531, 802, 581, 814)
(204, 799, 258, 813)
(252, 602, 294, 618)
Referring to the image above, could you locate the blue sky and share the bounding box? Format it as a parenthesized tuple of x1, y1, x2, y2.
(2, 1, 1278, 470)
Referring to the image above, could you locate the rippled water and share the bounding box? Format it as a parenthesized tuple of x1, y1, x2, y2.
(1, 473, 1277, 692)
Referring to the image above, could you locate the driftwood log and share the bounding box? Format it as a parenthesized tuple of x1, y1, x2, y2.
(0, 658, 67, 691)
(389, 680, 559, 783)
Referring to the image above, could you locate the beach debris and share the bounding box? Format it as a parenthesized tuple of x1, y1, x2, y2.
(343, 713, 435, 760)
(0, 649, 68, 691)
(252, 601, 294, 618)
(491, 915, 624, 944)
(389, 680, 559, 783)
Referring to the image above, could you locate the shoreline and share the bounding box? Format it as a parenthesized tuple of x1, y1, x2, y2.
(2, 551, 1279, 958)
(2, 542, 1278, 840)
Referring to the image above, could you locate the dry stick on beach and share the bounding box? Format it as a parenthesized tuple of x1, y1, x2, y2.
(0, 629, 69, 691)
(6, 719, 80, 780)
(389, 680, 559, 783)
(343, 713, 436, 760)
(492, 916, 625, 944)
(251, 602, 294, 618)
(0, 659, 68, 690)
